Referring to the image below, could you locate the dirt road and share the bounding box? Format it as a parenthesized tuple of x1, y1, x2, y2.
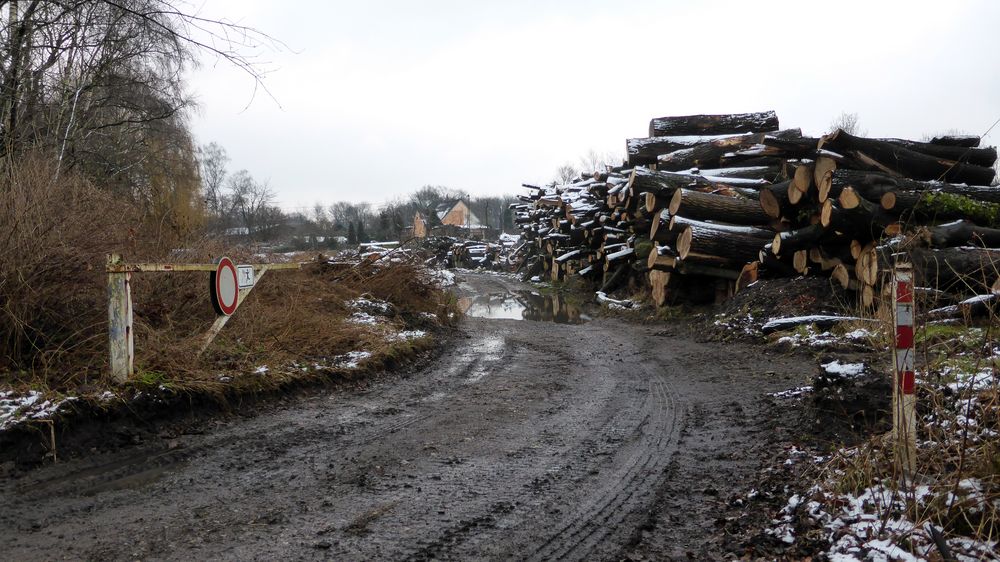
(1, 273, 808, 560)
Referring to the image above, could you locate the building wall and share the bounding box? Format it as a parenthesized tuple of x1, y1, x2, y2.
(440, 201, 471, 227)
(413, 213, 427, 237)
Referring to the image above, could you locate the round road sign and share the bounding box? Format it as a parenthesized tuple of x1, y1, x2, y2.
(210, 256, 240, 315)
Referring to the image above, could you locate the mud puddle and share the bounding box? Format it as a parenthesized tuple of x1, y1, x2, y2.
(460, 290, 589, 324)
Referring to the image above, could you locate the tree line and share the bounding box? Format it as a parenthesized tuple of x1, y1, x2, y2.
(197, 142, 518, 249)
(0, 1, 517, 252)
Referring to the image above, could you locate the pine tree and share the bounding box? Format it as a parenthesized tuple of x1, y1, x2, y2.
(357, 220, 369, 243)
(347, 222, 358, 244)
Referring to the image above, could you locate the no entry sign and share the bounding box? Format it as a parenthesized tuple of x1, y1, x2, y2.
(211, 257, 240, 315)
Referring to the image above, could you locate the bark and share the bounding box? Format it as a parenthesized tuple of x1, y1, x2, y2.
(880, 190, 1000, 228)
(821, 129, 996, 185)
(649, 111, 779, 137)
(821, 197, 890, 240)
(908, 247, 1000, 295)
(761, 136, 821, 159)
(919, 220, 1000, 249)
(627, 167, 720, 199)
(626, 134, 744, 167)
(828, 168, 1000, 207)
(668, 188, 770, 226)
(674, 219, 773, 263)
(930, 135, 980, 147)
(761, 315, 873, 335)
(873, 137, 996, 167)
(675, 260, 741, 280)
(926, 294, 998, 321)
(691, 165, 783, 181)
(772, 223, 826, 255)
(600, 263, 630, 293)
(655, 129, 801, 171)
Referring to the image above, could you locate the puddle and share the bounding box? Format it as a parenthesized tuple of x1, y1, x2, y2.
(460, 291, 590, 324)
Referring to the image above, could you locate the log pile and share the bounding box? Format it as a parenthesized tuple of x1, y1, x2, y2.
(513, 111, 1000, 310)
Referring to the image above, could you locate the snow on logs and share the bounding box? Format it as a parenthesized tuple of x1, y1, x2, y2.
(512, 110, 1000, 309)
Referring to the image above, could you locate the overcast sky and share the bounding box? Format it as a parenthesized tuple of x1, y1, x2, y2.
(187, 0, 1000, 212)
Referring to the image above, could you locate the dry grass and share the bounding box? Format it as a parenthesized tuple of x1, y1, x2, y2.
(0, 156, 457, 399)
(0, 155, 136, 382)
(809, 275, 1000, 552)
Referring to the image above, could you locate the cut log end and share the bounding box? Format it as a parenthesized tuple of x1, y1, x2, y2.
(793, 164, 813, 194)
(649, 270, 671, 307)
(736, 262, 758, 292)
(839, 186, 862, 210)
(814, 156, 837, 202)
(787, 181, 804, 205)
(793, 250, 809, 274)
(831, 263, 851, 289)
(759, 188, 781, 219)
(675, 226, 693, 260)
(880, 191, 897, 210)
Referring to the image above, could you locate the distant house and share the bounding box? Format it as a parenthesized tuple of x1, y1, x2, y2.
(411, 200, 491, 239)
(435, 200, 484, 229)
(413, 212, 429, 238)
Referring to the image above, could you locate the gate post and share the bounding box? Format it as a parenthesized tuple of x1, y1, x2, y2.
(892, 262, 917, 476)
(107, 254, 134, 383)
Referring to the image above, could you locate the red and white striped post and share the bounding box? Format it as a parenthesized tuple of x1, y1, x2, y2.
(892, 262, 917, 475)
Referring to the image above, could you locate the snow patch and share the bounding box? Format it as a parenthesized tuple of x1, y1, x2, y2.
(1, 391, 77, 431)
(333, 351, 372, 369)
(768, 386, 813, 399)
(388, 330, 428, 342)
(821, 360, 866, 377)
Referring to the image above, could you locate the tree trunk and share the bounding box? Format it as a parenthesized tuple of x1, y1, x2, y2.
(674, 220, 773, 263)
(919, 220, 1000, 248)
(930, 135, 980, 147)
(828, 170, 1000, 204)
(761, 135, 821, 159)
(908, 247, 1000, 295)
(880, 190, 1000, 228)
(690, 165, 783, 181)
(873, 137, 996, 167)
(655, 129, 800, 171)
(668, 188, 770, 225)
(627, 167, 720, 198)
(772, 223, 826, 255)
(821, 129, 996, 185)
(649, 111, 779, 137)
(626, 134, 746, 167)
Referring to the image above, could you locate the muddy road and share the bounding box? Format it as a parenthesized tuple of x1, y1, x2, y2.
(1, 273, 808, 560)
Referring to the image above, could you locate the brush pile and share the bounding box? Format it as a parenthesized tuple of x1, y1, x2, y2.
(512, 111, 1000, 310)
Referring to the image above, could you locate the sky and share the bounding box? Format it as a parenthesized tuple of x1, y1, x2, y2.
(186, 0, 1000, 212)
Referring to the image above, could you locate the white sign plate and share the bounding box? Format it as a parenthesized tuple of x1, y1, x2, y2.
(237, 265, 255, 289)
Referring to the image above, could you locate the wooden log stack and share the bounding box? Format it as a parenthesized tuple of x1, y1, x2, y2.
(513, 111, 1000, 311)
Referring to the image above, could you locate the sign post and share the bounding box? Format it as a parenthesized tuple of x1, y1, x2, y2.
(892, 262, 917, 476)
(107, 254, 134, 384)
(106, 255, 300, 383)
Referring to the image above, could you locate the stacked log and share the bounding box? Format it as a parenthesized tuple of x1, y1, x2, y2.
(449, 240, 507, 269)
(513, 111, 1000, 310)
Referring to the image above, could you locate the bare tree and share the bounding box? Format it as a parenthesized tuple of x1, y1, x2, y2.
(829, 112, 866, 136)
(555, 163, 578, 184)
(578, 149, 622, 175)
(198, 142, 229, 218)
(225, 169, 274, 239)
